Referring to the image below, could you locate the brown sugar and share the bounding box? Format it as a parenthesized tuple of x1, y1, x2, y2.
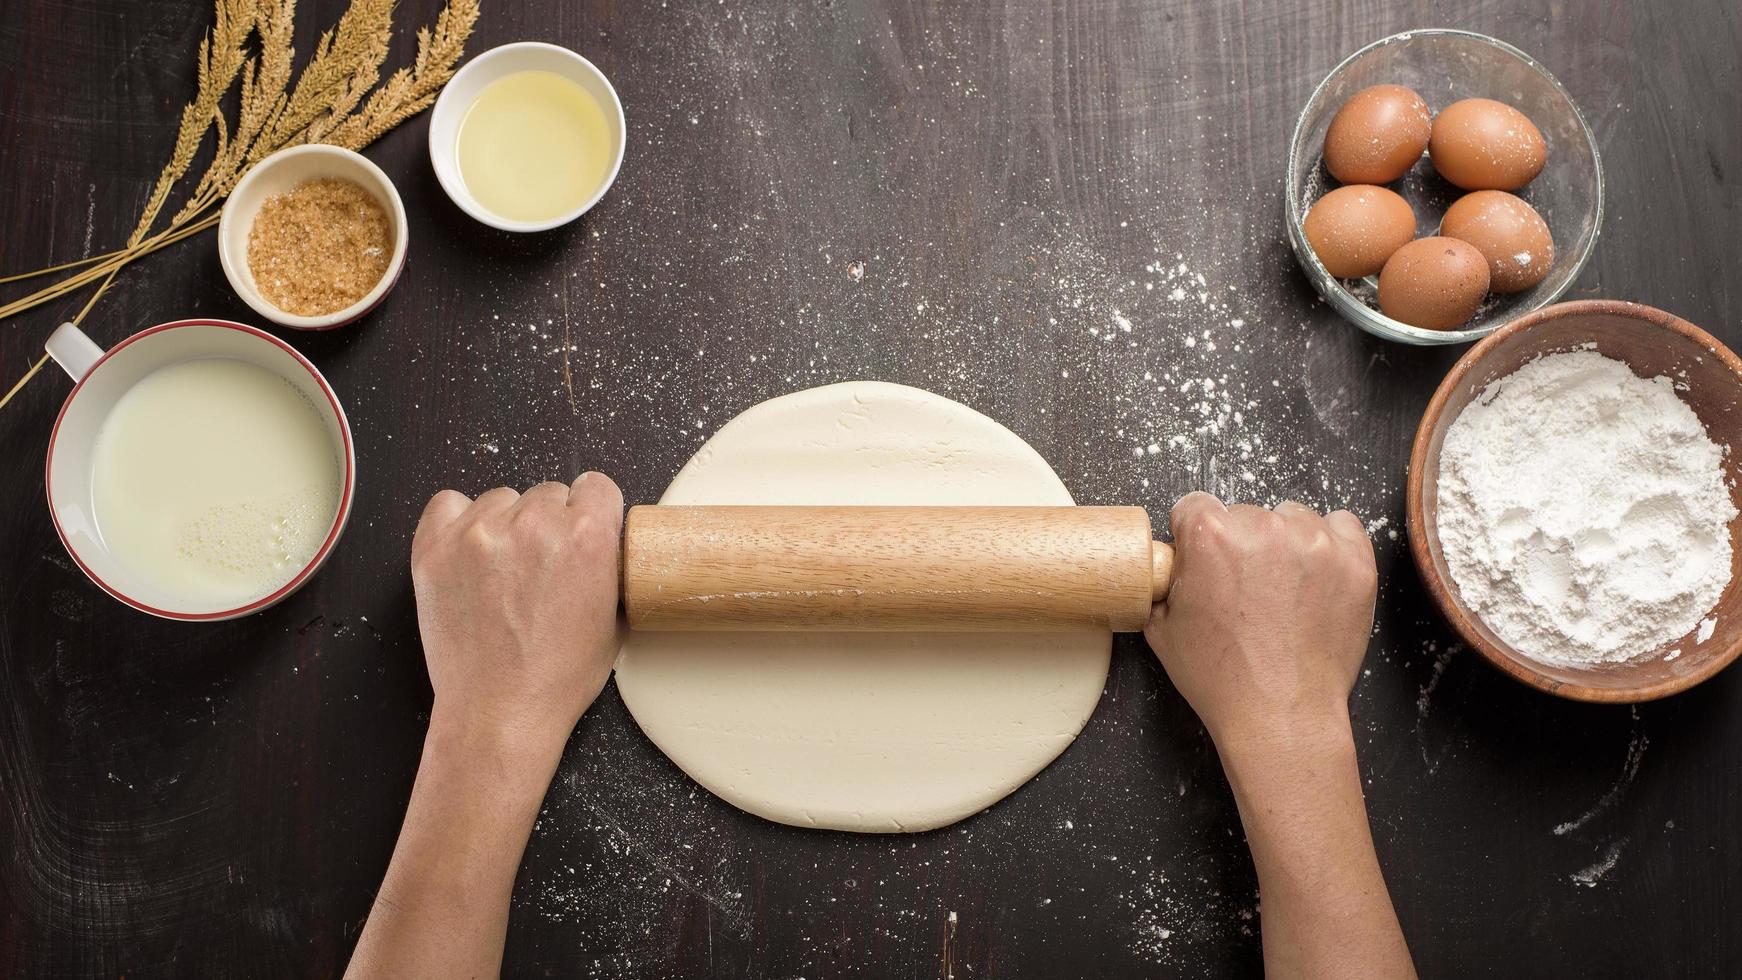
(246, 177, 392, 317)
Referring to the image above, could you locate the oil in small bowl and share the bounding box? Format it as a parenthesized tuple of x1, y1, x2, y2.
(456, 69, 616, 225)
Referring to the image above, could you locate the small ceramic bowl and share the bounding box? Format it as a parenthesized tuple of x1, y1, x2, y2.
(428, 41, 626, 233)
(218, 144, 408, 330)
(1407, 301, 1742, 702)
(1286, 30, 1603, 346)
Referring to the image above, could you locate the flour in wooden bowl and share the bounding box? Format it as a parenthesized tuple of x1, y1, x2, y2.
(1436, 349, 1736, 667)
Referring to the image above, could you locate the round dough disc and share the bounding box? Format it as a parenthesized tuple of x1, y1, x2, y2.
(615, 381, 1111, 833)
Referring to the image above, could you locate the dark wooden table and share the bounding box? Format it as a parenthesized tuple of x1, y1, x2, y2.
(3, 1, 1738, 976)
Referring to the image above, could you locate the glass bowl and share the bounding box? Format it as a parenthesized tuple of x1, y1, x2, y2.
(1285, 30, 1603, 345)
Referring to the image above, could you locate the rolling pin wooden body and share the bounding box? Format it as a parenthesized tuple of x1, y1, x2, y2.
(622, 505, 1174, 632)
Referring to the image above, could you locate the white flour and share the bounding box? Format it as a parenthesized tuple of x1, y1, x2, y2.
(1436, 350, 1736, 667)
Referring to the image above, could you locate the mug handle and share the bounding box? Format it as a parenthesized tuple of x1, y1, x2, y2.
(45, 322, 105, 381)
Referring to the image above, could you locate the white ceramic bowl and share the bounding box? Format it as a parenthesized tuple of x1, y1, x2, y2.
(218, 144, 409, 330)
(428, 41, 627, 233)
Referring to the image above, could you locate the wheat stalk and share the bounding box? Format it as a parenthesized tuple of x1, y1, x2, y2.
(191, 0, 295, 206)
(256, 0, 395, 160)
(325, 0, 478, 147)
(0, 0, 481, 415)
(129, 0, 254, 248)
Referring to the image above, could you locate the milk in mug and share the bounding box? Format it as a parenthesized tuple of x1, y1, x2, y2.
(90, 358, 342, 607)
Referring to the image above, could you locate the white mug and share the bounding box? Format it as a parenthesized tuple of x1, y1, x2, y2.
(44, 318, 356, 621)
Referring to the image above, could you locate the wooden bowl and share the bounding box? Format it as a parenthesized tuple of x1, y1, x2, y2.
(1406, 300, 1742, 702)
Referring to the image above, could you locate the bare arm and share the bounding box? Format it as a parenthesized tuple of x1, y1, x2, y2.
(1145, 493, 1414, 979)
(345, 473, 625, 979)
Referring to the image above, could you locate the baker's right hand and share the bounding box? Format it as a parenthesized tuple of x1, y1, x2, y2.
(1143, 492, 1377, 756)
(410, 472, 625, 747)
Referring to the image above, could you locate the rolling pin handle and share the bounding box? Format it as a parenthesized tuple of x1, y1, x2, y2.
(1150, 540, 1175, 604)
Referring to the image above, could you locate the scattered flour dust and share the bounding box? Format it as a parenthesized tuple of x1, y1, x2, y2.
(1436, 349, 1736, 667)
(1126, 864, 1257, 966)
(1570, 837, 1628, 888)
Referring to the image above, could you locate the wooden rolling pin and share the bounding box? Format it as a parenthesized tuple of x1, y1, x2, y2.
(623, 506, 1174, 632)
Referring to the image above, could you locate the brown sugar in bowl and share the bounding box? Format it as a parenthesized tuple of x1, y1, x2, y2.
(218, 144, 408, 330)
(1406, 300, 1742, 702)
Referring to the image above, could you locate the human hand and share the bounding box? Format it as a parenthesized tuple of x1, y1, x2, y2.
(1143, 492, 1377, 756)
(410, 472, 625, 747)
(1144, 494, 1411, 979)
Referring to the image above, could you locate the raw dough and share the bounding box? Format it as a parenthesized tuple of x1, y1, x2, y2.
(615, 382, 1111, 833)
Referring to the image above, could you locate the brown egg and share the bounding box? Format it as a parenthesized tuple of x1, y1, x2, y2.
(1429, 98, 1547, 190)
(1378, 237, 1491, 330)
(1323, 84, 1433, 184)
(1303, 185, 1417, 278)
(1440, 190, 1554, 293)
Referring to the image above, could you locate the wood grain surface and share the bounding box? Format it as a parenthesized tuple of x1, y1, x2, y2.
(2, 1, 1738, 977)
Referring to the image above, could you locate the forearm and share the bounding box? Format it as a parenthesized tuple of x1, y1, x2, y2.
(345, 704, 568, 979)
(1219, 716, 1415, 980)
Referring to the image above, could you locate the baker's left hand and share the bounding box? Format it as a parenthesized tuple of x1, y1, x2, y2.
(410, 471, 625, 745)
